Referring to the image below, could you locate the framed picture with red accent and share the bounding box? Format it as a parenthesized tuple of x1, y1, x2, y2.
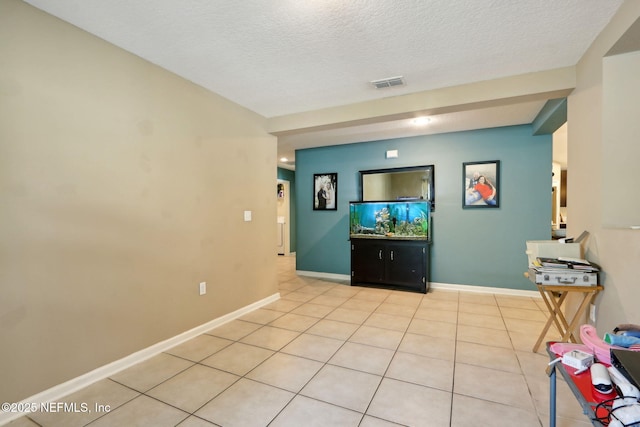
(463, 160, 500, 209)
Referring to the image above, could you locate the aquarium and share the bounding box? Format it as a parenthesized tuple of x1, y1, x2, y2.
(349, 200, 430, 240)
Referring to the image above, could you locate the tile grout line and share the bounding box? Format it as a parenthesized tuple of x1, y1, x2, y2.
(359, 290, 422, 426)
(264, 282, 389, 426)
(79, 278, 545, 426)
(448, 290, 461, 427)
(16, 259, 561, 427)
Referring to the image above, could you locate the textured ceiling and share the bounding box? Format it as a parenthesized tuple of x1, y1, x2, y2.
(24, 0, 623, 166)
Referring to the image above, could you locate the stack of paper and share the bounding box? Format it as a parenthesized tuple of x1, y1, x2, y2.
(534, 257, 600, 272)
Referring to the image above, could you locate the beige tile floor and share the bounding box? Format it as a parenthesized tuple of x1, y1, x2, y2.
(8, 255, 593, 427)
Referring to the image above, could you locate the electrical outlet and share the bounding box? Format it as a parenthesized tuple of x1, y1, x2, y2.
(199, 282, 207, 296)
(590, 303, 596, 322)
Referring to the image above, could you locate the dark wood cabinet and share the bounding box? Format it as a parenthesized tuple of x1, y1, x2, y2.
(350, 238, 429, 293)
(351, 240, 386, 284)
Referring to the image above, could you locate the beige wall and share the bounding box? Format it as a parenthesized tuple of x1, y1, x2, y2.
(568, 1, 640, 333)
(0, 0, 277, 402)
(602, 50, 640, 228)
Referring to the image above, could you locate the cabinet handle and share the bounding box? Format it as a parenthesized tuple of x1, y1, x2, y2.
(378, 250, 383, 260)
(390, 250, 394, 261)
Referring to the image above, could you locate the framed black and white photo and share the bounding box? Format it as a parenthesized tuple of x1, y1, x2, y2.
(463, 160, 500, 209)
(314, 173, 337, 210)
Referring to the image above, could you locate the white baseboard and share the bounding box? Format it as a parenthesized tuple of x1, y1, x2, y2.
(296, 270, 350, 282)
(295, 270, 540, 299)
(429, 282, 540, 298)
(0, 293, 280, 426)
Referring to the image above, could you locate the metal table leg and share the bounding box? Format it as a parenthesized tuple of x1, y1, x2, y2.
(549, 362, 557, 427)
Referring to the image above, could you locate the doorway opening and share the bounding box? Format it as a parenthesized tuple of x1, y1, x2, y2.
(552, 122, 567, 238)
(277, 179, 291, 255)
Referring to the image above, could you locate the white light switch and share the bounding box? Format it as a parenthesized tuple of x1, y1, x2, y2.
(244, 210, 252, 221)
(199, 282, 206, 295)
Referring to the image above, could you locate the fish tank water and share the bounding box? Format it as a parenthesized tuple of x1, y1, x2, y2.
(349, 200, 430, 240)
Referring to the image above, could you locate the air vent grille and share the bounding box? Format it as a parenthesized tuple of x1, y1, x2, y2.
(371, 76, 405, 89)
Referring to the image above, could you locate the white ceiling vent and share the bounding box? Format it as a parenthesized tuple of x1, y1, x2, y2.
(370, 76, 405, 89)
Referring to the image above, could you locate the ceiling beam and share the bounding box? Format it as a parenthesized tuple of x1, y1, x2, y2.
(267, 67, 576, 136)
(532, 98, 567, 135)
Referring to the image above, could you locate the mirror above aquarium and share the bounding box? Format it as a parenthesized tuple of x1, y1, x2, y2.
(349, 200, 430, 241)
(360, 165, 434, 210)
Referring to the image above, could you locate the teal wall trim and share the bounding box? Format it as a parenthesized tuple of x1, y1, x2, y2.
(532, 98, 567, 135)
(295, 125, 552, 291)
(277, 167, 296, 252)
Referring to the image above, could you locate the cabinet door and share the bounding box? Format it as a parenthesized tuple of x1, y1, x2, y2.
(386, 243, 426, 291)
(351, 240, 385, 284)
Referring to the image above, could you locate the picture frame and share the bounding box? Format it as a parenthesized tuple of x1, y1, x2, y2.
(463, 160, 500, 209)
(314, 173, 338, 210)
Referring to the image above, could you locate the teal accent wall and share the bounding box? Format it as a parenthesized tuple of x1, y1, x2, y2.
(295, 125, 552, 291)
(277, 167, 296, 253)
